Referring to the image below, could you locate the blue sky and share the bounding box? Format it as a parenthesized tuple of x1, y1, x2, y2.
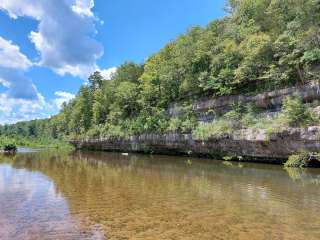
(0, 0, 226, 124)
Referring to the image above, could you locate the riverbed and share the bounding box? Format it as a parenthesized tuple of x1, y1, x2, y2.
(0, 151, 320, 240)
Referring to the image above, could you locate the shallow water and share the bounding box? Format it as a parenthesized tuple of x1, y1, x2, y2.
(0, 151, 320, 240)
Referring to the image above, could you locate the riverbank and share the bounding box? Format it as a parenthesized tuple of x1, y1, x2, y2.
(70, 126, 320, 165)
(0, 136, 74, 151)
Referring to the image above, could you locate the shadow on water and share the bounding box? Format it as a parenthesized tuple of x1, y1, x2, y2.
(1, 150, 320, 240)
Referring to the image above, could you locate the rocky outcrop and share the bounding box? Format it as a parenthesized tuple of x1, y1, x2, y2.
(70, 126, 320, 164)
(71, 83, 320, 164)
(168, 83, 320, 123)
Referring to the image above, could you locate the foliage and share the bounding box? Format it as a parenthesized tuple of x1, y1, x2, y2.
(285, 152, 320, 168)
(193, 96, 320, 140)
(193, 120, 232, 140)
(277, 96, 315, 127)
(1, 0, 320, 140)
(3, 144, 17, 152)
(264, 96, 319, 135)
(0, 135, 74, 150)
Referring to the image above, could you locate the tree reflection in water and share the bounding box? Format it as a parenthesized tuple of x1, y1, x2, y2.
(0, 151, 320, 240)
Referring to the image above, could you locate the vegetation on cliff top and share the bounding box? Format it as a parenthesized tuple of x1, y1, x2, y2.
(0, 0, 320, 141)
(193, 96, 319, 140)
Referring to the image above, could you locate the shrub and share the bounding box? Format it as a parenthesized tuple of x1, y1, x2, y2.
(181, 117, 198, 133)
(260, 96, 320, 135)
(285, 152, 320, 168)
(193, 119, 232, 140)
(4, 144, 17, 152)
(86, 125, 102, 138)
(167, 118, 183, 133)
(277, 96, 314, 128)
(101, 124, 127, 138)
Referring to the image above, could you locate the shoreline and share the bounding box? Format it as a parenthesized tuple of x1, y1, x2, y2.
(70, 126, 320, 166)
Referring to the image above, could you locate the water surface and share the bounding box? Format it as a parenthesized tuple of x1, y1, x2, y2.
(0, 151, 320, 240)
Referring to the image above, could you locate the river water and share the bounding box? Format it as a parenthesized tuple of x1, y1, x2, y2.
(0, 151, 320, 240)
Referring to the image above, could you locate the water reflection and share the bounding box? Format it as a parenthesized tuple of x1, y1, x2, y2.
(0, 151, 320, 240)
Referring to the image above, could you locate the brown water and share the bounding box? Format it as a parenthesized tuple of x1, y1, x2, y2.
(0, 151, 320, 240)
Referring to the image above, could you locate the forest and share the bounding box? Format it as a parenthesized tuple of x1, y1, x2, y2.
(1, 0, 320, 142)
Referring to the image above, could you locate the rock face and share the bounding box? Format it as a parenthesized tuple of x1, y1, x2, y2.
(71, 83, 320, 164)
(70, 127, 320, 164)
(167, 83, 320, 123)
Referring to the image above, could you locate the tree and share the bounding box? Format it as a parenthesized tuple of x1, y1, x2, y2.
(112, 62, 144, 84)
(92, 89, 106, 126)
(89, 71, 104, 91)
(2, 0, 320, 140)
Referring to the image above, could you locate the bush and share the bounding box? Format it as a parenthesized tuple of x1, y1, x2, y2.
(277, 96, 314, 127)
(193, 120, 232, 140)
(86, 125, 102, 138)
(167, 118, 183, 133)
(101, 124, 127, 138)
(4, 144, 17, 152)
(181, 118, 198, 133)
(285, 152, 320, 168)
(261, 96, 319, 135)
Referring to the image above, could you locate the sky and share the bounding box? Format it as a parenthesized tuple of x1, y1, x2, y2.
(0, 0, 226, 124)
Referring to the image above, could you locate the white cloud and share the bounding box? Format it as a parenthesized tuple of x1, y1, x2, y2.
(0, 69, 38, 100)
(54, 91, 75, 109)
(0, 36, 49, 124)
(0, 89, 77, 124)
(0, 0, 43, 20)
(0, 78, 10, 88)
(72, 0, 94, 17)
(100, 67, 117, 80)
(0, 0, 106, 124)
(0, 0, 103, 79)
(0, 36, 38, 100)
(0, 92, 49, 124)
(0, 37, 32, 70)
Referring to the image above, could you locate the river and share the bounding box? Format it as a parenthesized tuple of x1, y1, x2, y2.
(0, 150, 320, 240)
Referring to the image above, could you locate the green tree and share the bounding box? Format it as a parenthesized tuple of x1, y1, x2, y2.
(88, 71, 104, 91)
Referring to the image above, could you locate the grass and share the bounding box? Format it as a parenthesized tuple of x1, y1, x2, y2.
(0, 136, 74, 151)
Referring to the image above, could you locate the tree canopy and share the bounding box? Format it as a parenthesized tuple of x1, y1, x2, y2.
(1, 0, 320, 140)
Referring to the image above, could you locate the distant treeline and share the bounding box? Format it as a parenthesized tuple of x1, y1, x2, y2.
(1, 0, 320, 140)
